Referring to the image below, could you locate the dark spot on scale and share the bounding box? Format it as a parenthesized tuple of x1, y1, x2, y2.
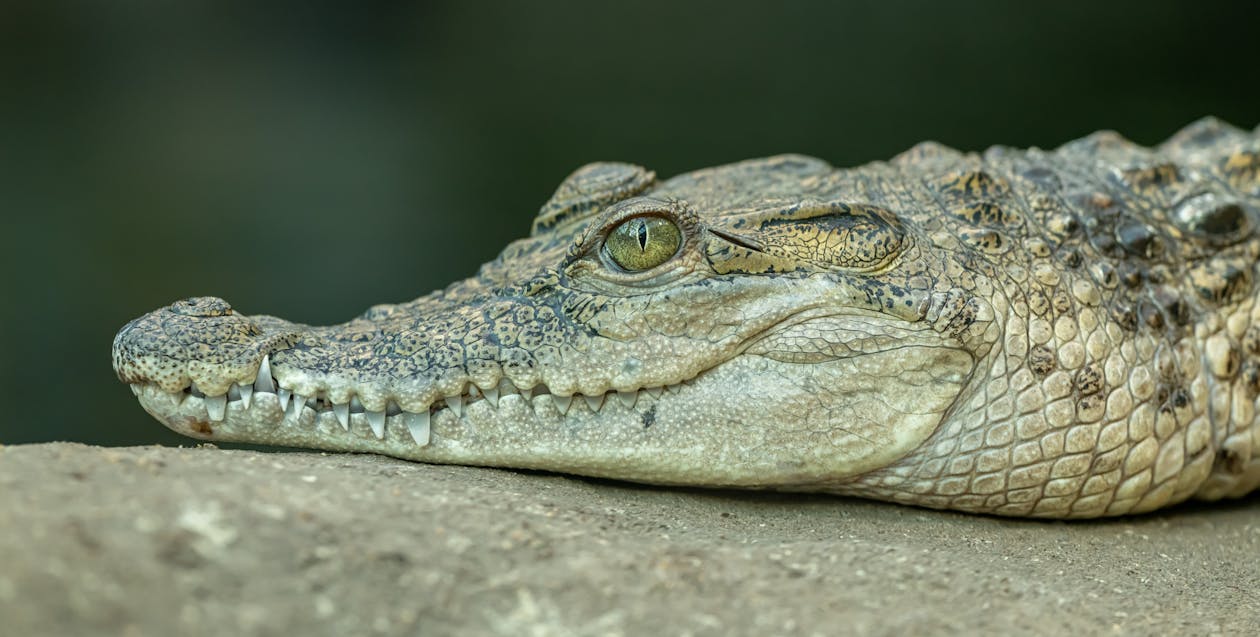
(641, 404, 657, 429)
(1087, 230, 1120, 257)
(1029, 345, 1056, 377)
(1169, 388, 1190, 409)
(1242, 362, 1260, 397)
(1075, 365, 1103, 395)
(1190, 261, 1253, 305)
(1174, 193, 1254, 241)
(1118, 163, 1182, 191)
(1110, 304, 1138, 332)
(1217, 448, 1247, 475)
(1152, 287, 1191, 326)
(1051, 287, 1073, 314)
(1243, 326, 1260, 356)
(1117, 262, 1144, 288)
(1116, 221, 1161, 258)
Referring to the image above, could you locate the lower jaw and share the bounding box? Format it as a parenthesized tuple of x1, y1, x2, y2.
(131, 344, 970, 489)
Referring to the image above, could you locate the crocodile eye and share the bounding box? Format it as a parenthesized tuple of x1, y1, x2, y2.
(603, 216, 682, 272)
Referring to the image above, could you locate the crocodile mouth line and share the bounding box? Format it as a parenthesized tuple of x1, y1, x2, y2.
(131, 354, 690, 446)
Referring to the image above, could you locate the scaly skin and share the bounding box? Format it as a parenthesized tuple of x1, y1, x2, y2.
(113, 117, 1260, 518)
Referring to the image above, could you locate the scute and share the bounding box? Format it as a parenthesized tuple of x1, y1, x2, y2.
(1161, 116, 1250, 153)
(1172, 192, 1254, 243)
(532, 162, 655, 236)
(930, 169, 1011, 203)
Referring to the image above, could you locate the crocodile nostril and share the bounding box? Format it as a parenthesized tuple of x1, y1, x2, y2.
(170, 296, 234, 318)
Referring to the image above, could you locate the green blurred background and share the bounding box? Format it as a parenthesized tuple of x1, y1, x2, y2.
(3, 1, 1257, 446)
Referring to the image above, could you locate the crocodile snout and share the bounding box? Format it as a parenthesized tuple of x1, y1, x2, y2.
(112, 296, 293, 395)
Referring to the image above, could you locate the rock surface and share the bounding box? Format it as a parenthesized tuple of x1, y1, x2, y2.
(1, 443, 1257, 636)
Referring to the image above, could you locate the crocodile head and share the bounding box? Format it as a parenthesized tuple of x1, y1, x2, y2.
(114, 156, 994, 490)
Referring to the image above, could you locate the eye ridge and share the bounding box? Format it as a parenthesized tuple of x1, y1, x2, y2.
(603, 215, 683, 272)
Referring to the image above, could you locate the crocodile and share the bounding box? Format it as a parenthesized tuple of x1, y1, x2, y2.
(113, 117, 1260, 518)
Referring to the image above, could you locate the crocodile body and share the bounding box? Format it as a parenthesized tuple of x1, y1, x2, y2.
(113, 117, 1260, 518)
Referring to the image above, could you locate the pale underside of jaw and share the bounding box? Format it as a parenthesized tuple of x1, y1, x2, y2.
(133, 354, 688, 447)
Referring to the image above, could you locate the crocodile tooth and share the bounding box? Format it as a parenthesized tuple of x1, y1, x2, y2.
(446, 394, 463, 417)
(664, 383, 681, 395)
(532, 393, 551, 411)
(290, 393, 308, 419)
(482, 384, 500, 407)
(523, 385, 536, 400)
(584, 393, 604, 412)
(645, 386, 663, 400)
(617, 390, 637, 409)
(334, 402, 350, 430)
(277, 388, 292, 413)
(552, 394, 572, 415)
(367, 410, 386, 439)
(404, 411, 430, 446)
(205, 395, 227, 422)
(130, 384, 142, 397)
(499, 378, 518, 396)
(228, 383, 242, 401)
(254, 355, 276, 393)
(189, 382, 206, 398)
(239, 383, 253, 408)
(349, 396, 364, 414)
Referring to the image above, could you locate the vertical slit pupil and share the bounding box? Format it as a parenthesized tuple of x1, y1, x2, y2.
(636, 220, 649, 251)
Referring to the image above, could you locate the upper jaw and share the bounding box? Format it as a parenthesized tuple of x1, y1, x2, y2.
(111, 296, 303, 396)
(131, 354, 690, 448)
(114, 295, 696, 446)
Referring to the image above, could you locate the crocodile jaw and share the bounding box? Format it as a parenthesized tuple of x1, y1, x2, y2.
(129, 341, 973, 487)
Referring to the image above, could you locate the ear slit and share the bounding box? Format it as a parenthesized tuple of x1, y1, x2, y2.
(708, 228, 765, 252)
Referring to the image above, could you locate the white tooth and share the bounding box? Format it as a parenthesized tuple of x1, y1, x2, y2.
(239, 383, 254, 408)
(228, 383, 242, 401)
(483, 384, 500, 407)
(350, 396, 364, 413)
(334, 403, 350, 430)
(646, 386, 663, 399)
(205, 395, 227, 422)
(552, 394, 572, 415)
(533, 394, 551, 411)
(405, 411, 431, 446)
(468, 385, 481, 398)
(584, 393, 604, 412)
(618, 390, 637, 409)
(277, 388, 292, 413)
(523, 385, 536, 400)
(665, 383, 681, 395)
(500, 378, 518, 395)
(367, 411, 386, 439)
(446, 394, 463, 417)
(130, 385, 142, 397)
(255, 355, 276, 392)
(290, 393, 308, 418)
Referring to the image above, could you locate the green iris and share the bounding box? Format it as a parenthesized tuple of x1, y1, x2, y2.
(603, 216, 682, 272)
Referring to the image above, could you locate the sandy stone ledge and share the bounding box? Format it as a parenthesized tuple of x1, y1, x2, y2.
(0, 443, 1256, 636)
